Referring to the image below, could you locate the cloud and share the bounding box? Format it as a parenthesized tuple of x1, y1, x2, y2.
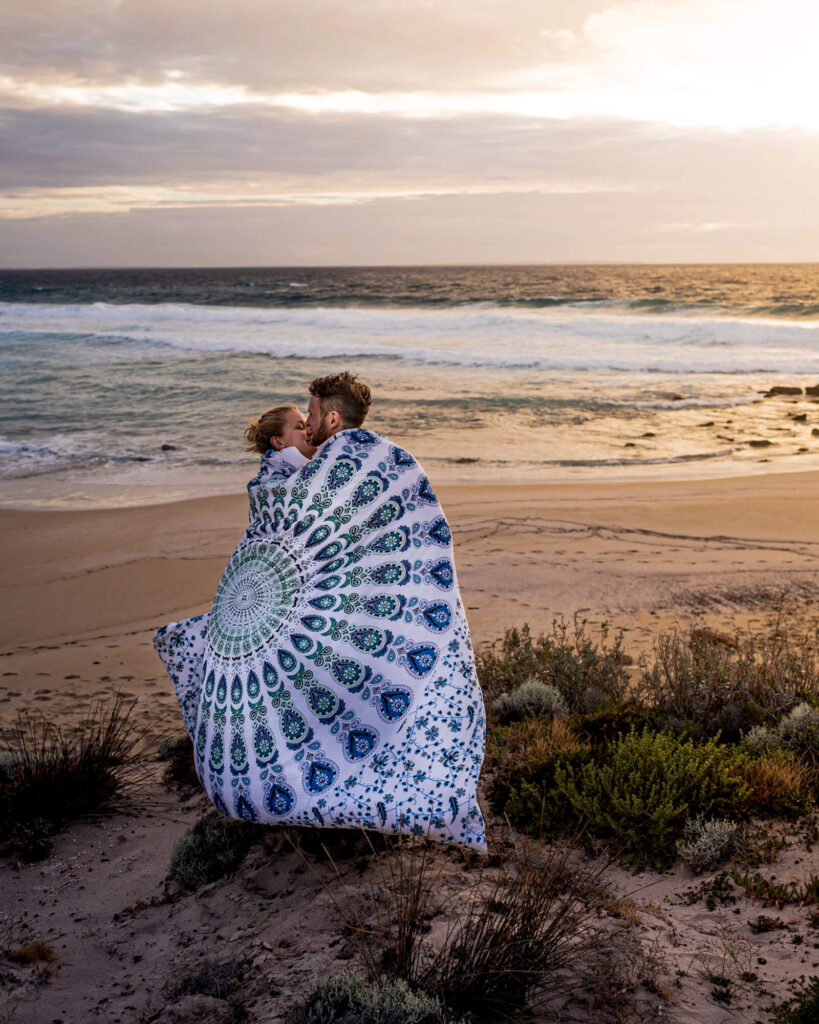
(3, 188, 816, 268)
(0, 0, 605, 92)
(1, 0, 816, 263)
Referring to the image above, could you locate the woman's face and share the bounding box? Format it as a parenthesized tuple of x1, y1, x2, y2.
(273, 408, 316, 458)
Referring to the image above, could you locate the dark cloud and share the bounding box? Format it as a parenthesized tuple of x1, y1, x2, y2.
(2, 101, 818, 211)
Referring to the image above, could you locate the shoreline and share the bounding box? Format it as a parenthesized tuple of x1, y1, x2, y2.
(2, 470, 819, 735)
(5, 445, 819, 511)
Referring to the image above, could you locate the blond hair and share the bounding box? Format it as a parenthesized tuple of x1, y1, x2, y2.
(243, 404, 299, 454)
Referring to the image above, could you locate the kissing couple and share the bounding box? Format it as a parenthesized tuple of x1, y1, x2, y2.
(154, 372, 486, 849)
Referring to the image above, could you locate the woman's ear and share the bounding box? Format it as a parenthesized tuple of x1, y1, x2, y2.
(269, 435, 283, 451)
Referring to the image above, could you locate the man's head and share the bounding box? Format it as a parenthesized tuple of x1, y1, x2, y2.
(305, 372, 372, 447)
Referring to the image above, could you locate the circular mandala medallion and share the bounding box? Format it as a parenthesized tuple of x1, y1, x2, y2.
(209, 540, 302, 658)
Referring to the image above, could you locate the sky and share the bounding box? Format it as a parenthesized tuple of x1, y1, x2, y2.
(2, 0, 818, 267)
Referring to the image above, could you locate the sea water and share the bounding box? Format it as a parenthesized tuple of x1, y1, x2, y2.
(2, 264, 819, 508)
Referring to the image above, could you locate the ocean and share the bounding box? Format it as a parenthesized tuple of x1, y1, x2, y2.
(2, 263, 819, 508)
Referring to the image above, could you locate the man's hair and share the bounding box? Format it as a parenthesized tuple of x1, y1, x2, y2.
(309, 372, 372, 428)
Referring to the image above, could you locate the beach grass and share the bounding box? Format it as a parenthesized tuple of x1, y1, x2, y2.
(0, 693, 148, 860)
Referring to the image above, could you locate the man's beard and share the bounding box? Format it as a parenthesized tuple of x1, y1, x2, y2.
(307, 418, 333, 447)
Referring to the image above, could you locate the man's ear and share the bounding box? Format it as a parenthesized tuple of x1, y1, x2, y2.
(269, 435, 283, 451)
(327, 410, 342, 431)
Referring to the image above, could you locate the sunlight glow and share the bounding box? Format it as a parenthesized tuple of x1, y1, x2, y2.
(3, 1, 819, 131)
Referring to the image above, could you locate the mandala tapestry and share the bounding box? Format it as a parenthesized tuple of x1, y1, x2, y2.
(154, 430, 486, 849)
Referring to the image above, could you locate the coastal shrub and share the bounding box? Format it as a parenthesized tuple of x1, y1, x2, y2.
(0, 695, 146, 860)
(422, 841, 610, 1016)
(493, 679, 567, 722)
(775, 703, 819, 769)
(772, 977, 819, 1024)
(288, 971, 453, 1024)
(476, 620, 630, 712)
(165, 956, 246, 1003)
(575, 699, 659, 746)
(169, 812, 263, 891)
(488, 718, 591, 832)
(348, 840, 610, 1018)
(676, 816, 739, 873)
(554, 729, 751, 867)
(741, 750, 814, 817)
(638, 627, 815, 740)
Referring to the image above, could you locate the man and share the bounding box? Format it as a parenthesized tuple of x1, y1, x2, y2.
(155, 369, 486, 849)
(305, 371, 372, 447)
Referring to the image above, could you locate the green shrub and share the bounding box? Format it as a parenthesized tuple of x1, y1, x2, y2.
(493, 679, 567, 722)
(476, 620, 630, 712)
(0, 696, 147, 861)
(576, 699, 660, 746)
(288, 971, 452, 1024)
(490, 747, 593, 834)
(169, 811, 262, 891)
(772, 976, 819, 1024)
(488, 716, 591, 832)
(555, 729, 751, 867)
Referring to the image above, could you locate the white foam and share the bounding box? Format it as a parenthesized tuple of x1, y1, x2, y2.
(3, 301, 819, 374)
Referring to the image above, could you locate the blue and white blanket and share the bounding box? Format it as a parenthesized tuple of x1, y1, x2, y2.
(154, 429, 486, 849)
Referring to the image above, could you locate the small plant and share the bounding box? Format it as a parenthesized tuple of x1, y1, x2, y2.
(158, 734, 199, 790)
(164, 956, 246, 1004)
(493, 679, 567, 722)
(336, 838, 611, 1019)
(476, 619, 630, 712)
(772, 976, 819, 1024)
(6, 940, 57, 965)
(681, 872, 738, 911)
(638, 625, 815, 740)
(555, 729, 751, 867)
(742, 750, 815, 817)
(730, 870, 819, 906)
(422, 842, 610, 1016)
(776, 703, 819, 769)
(287, 971, 453, 1024)
(168, 812, 262, 891)
(676, 816, 739, 873)
(0, 695, 148, 860)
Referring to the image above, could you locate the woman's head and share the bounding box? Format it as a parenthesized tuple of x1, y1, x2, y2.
(243, 405, 316, 458)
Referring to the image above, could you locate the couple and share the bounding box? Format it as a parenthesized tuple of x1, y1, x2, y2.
(154, 372, 486, 850)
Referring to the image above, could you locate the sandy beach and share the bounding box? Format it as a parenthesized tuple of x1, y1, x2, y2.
(2, 469, 819, 1023)
(2, 468, 819, 734)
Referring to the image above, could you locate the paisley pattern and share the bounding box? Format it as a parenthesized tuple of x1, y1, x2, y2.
(154, 430, 486, 848)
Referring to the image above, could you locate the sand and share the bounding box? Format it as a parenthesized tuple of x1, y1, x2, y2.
(2, 469, 819, 1022)
(2, 469, 819, 734)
